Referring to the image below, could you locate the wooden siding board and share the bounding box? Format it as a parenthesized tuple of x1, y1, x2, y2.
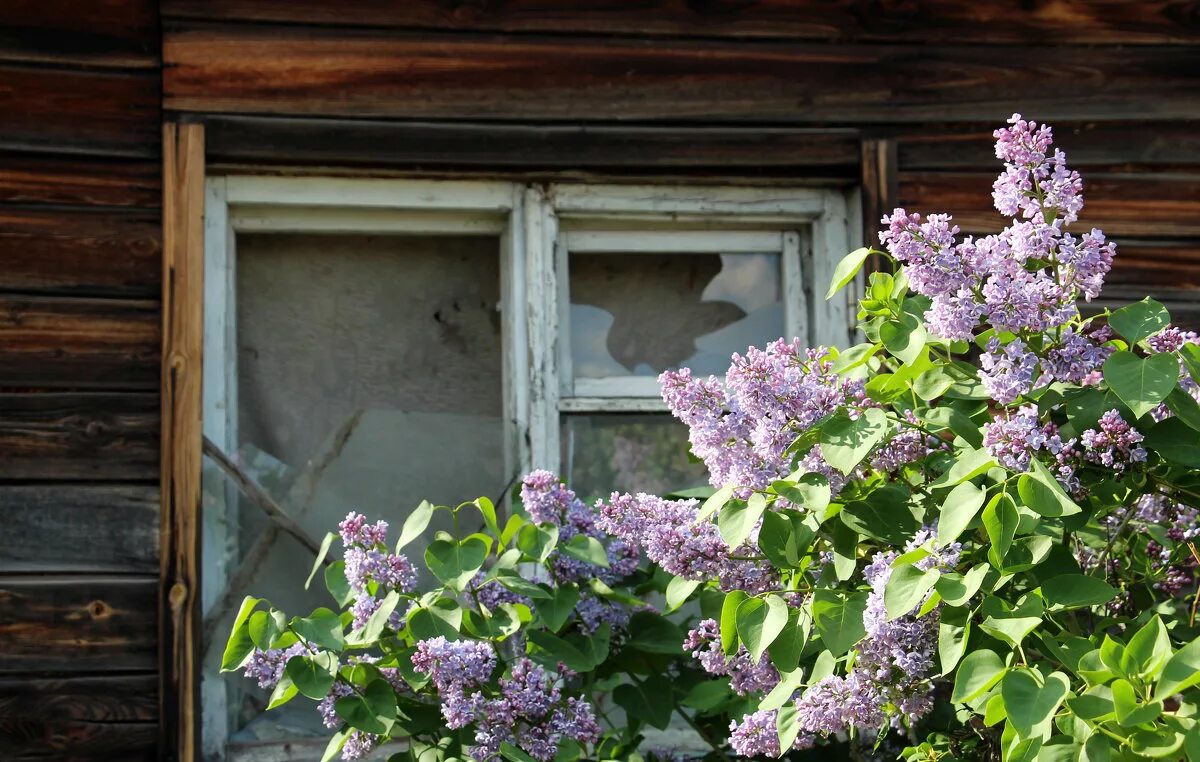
(0, 66, 159, 157)
(163, 27, 1200, 123)
(0, 485, 159, 572)
(0, 674, 157, 761)
(161, 0, 1200, 45)
(0, 154, 161, 208)
(0, 207, 161, 297)
(0, 296, 160, 389)
(204, 116, 861, 175)
(0, 393, 159, 481)
(0, 576, 158, 673)
(0, 0, 158, 68)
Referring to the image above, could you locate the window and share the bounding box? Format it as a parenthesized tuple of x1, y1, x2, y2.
(200, 178, 854, 760)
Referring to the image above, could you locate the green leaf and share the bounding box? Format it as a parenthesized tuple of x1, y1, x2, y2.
(937, 481, 986, 545)
(335, 678, 396, 735)
(626, 611, 686, 655)
(220, 596, 261, 672)
(406, 600, 462, 640)
(939, 606, 970, 674)
(1165, 387, 1200, 433)
(516, 523, 559, 563)
(761, 668, 806, 712)
(759, 509, 815, 569)
(931, 447, 996, 488)
(820, 408, 888, 475)
(1112, 678, 1162, 728)
(768, 606, 809, 673)
(983, 493, 1019, 567)
(321, 730, 349, 762)
(527, 630, 593, 672)
(840, 485, 920, 545)
(397, 500, 436, 551)
(500, 742, 540, 762)
(980, 595, 1044, 649)
(697, 483, 735, 523)
(285, 651, 338, 699)
(720, 590, 748, 654)
(1129, 730, 1183, 759)
(248, 609, 285, 650)
(1155, 636, 1200, 699)
(1182, 344, 1200, 385)
(561, 535, 609, 568)
(1108, 297, 1170, 344)
(493, 569, 552, 600)
(885, 563, 939, 620)
(1039, 574, 1117, 611)
(921, 406, 984, 448)
(936, 564, 989, 607)
(719, 492, 768, 548)
(353, 590, 402, 643)
(324, 561, 353, 607)
(953, 649, 1006, 703)
(811, 589, 868, 656)
(292, 607, 345, 651)
(1002, 669, 1069, 739)
(665, 577, 700, 613)
(826, 247, 872, 299)
(266, 671, 298, 709)
(772, 472, 831, 514)
(736, 594, 789, 662)
(535, 585, 580, 633)
(1146, 416, 1200, 467)
(1103, 350, 1178, 418)
(569, 624, 611, 669)
(426, 536, 489, 592)
(306, 532, 336, 590)
(613, 675, 674, 730)
(1128, 616, 1172, 680)
(473, 496, 500, 538)
(1017, 459, 1081, 517)
(776, 703, 803, 755)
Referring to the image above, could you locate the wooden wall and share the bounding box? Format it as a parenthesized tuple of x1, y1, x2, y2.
(0, 2, 1197, 761)
(0, 1, 162, 760)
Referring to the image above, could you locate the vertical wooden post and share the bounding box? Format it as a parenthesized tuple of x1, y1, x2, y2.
(161, 121, 205, 762)
(860, 137, 898, 272)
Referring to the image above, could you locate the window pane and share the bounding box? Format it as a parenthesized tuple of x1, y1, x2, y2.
(569, 251, 784, 378)
(561, 413, 708, 499)
(208, 233, 507, 744)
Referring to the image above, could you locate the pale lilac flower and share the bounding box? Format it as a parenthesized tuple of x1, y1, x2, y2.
(338, 511, 389, 548)
(242, 643, 306, 690)
(683, 619, 779, 695)
(1081, 410, 1147, 472)
(980, 337, 1040, 404)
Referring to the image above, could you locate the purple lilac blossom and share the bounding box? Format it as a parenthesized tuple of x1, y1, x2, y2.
(242, 643, 306, 690)
(683, 619, 780, 695)
(983, 404, 1077, 475)
(1080, 410, 1147, 472)
(728, 709, 816, 757)
(979, 337, 1040, 404)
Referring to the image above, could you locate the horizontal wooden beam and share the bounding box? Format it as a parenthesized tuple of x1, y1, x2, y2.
(0, 296, 160, 388)
(0, 673, 157, 761)
(164, 25, 1200, 123)
(0, 0, 159, 68)
(205, 116, 861, 177)
(0, 575, 158, 673)
(0, 485, 159, 572)
(0, 393, 159, 480)
(161, 0, 1200, 45)
(0, 153, 161, 208)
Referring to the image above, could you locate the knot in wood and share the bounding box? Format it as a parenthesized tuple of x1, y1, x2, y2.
(169, 581, 189, 609)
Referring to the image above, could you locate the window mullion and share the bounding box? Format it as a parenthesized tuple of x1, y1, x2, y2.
(524, 186, 562, 472)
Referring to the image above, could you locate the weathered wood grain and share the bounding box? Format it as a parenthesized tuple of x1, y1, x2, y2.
(0, 207, 160, 296)
(0, 393, 158, 480)
(0, 485, 158, 572)
(163, 26, 1200, 123)
(897, 122, 1200, 171)
(0, 576, 158, 672)
(1109, 241, 1200, 291)
(897, 173, 1200, 238)
(0, 296, 160, 388)
(161, 122, 205, 762)
(0, 66, 158, 156)
(204, 116, 861, 176)
(0, 153, 160, 207)
(0, 674, 156, 761)
(0, 0, 158, 68)
(161, 0, 1200, 44)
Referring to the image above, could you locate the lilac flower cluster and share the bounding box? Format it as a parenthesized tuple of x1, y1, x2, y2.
(411, 646, 601, 762)
(871, 411, 942, 473)
(315, 657, 409, 761)
(597, 491, 777, 594)
(683, 619, 780, 695)
(338, 512, 418, 629)
(1080, 410, 1147, 472)
(878, 115, 1117, 405)
(728, 709, 816, 757)
(242, 642, 306, 690)
(660, 340, 867, 494)
(983, 404, 1078, 491)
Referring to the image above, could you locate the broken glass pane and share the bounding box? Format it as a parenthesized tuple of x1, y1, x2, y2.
(560, 413, 709, 500)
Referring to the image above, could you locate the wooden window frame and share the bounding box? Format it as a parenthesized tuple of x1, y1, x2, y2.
(175, 168, 855, 760)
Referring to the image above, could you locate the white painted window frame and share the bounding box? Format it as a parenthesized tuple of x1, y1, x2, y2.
(200, 176, 854, 760)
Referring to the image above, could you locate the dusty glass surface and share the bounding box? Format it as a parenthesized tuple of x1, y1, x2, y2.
(203, 233, 506, 744)
(560, 413, 709, 500)
(569, 252, 783, 378)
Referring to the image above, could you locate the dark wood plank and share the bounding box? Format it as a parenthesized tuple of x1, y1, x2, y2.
(0, 66, 158, 157)
(0, 297, 160, 389)
(897, 122, 1200, 172)
(205, 115, 861, 176)
(0, 576, 158, 672)
(0, 485, 158, 572)
(0, 393, 158, 480)
(1108, 241, 1200, 292)
(897, 172, 1200, 239)
(0, 153, 160, 208)
(0, 207, 160, 297)
(161, 0, 1200, 45)
(163, 26, 1200, 123)
(0, 0, 158, 68)
(0, 674, 156, 761)
(161, 122, 205, 762)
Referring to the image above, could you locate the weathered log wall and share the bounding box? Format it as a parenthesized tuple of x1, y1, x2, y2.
(0, 2, 1196, 760)
(0, 1, 162, 759)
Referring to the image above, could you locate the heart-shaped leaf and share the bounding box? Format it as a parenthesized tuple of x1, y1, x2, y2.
(1001, 669, 1069, 738)
(1103, 350, 1178, 418)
